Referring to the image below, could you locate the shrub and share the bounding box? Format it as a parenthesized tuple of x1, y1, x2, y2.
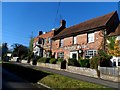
(78, 58, 90, 67)
(68, 58, 79, 66)
(90, 56, 100, 69)
(57, 58, 64, 64)
(38, 57, 47, 63)
(50, 58, 57, 64)
(98, 49, 112, 67)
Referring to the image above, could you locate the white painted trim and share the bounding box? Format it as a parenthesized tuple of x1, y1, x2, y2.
(70, 51, 78, 60)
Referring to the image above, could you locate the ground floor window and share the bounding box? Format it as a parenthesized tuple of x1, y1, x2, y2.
(85, 50, 97, 59)
(57, 52, 64, 59)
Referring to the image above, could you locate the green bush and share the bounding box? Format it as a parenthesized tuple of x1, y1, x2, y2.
(79, 58, 90, 67)
(68, 58, 79, 67)
(50, 58, 57, 64)
(38, 57, 47, 63)
(57, 58, 63, 64)
(98, 50, 112, 67)
(90, 56, 100, 69)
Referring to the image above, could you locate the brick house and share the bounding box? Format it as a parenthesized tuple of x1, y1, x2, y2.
(33, 20, 66, 57)
(52, 11, 120, 61)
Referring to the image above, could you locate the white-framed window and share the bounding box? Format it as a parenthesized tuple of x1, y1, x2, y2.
(60, 39, 64, 47)
(57, 52, 64, 59)
(87, 32, 94, 43)
(85, 50, 97, 58)
(48, 38, 51, 44)
(73, 36, 77, 44)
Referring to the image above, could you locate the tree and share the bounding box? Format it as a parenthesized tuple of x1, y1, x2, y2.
(2, 43, 8, 58)
(12, 44, 29, 59)
(29, 38, 34, 52)
(108, 40, 120, 57)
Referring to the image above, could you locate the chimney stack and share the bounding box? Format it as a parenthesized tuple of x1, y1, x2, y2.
(39, 31, 43, 35)
(60, 20, 66, 28)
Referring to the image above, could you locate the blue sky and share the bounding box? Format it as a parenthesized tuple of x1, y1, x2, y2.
(2, 2, 119, 47)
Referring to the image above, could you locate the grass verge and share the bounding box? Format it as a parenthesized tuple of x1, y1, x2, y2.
(3, 62, 113, 89)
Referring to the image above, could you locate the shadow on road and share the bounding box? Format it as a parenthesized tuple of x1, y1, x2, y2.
(2, 62, 52, 83)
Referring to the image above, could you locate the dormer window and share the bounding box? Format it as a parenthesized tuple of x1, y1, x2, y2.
(87, 32, 94, 43)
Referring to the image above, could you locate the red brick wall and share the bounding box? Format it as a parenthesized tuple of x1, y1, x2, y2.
(52, 30, 104, 60)
(64, 37, 73, 46)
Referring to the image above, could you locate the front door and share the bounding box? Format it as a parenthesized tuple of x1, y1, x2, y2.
(72, 53, 77, 59)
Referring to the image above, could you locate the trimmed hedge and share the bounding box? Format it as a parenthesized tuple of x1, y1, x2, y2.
(68, 58, 79, 67)
(90, 56, 100, 69)
(50, 58, 57, 64)
(57, 58, 63, 64)
(79, 58, 90, 67)
(38, 57, 50, 63)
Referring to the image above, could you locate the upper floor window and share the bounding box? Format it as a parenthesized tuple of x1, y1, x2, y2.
(73, 36, 77, 44)
(48, 38, 51, 44)
(87, 32, 94, 43)
(60, 39, 64, 47)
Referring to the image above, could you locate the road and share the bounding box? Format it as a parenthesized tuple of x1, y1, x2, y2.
(2, 65, 49, 90)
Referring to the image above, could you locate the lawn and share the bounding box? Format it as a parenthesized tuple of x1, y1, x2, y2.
(2, 62, 113, 89)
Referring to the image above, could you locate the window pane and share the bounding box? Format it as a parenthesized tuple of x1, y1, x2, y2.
(88, 32, 94, 43)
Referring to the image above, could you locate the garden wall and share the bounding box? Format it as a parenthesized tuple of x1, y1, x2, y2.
(65, 66, 98, 78)
(21, 60, 120, 82)
(37, 62, 61, 70)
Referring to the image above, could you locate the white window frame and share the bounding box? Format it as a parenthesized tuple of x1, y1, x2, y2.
(57, 52, 64, 59)
(87, 32, 94, 43)
(48, 38, 51, 44)
(85, 50, 97, 58)
(60, 39, 64, 47)
(73, 36, 77, 44)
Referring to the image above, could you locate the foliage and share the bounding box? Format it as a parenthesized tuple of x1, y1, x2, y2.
(50, 58, 57, 64)
(90, 56, 100, 69)
(107, 36, 116, 50)
(57, 58, 64, 64)
(78, 58, 90, 67)
(12, 44, 29, 60)
(38, 57, 50, 63)
(68, 58, 79, 66)
(108, 40, 120, 57)
(90, 50, 112, 69)
(29, 38, 34, 52)
(2, 43, 8, 60)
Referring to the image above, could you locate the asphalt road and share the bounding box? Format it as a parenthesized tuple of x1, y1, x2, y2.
(2, 66, 49, 90)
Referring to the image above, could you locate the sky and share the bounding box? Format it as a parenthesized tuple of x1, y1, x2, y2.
(2, 2, 119, 48)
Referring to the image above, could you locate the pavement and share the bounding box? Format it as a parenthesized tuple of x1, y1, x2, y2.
(11, 62, 120, 89)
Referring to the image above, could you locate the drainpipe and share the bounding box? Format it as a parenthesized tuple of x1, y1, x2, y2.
(103, 29, 107, 52)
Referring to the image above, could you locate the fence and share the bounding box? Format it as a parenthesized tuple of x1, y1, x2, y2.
(99, 67, 120, 76)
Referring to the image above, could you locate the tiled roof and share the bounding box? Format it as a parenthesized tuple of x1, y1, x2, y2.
(108, 23, 120, 36)
(53, 11, 117, 39)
